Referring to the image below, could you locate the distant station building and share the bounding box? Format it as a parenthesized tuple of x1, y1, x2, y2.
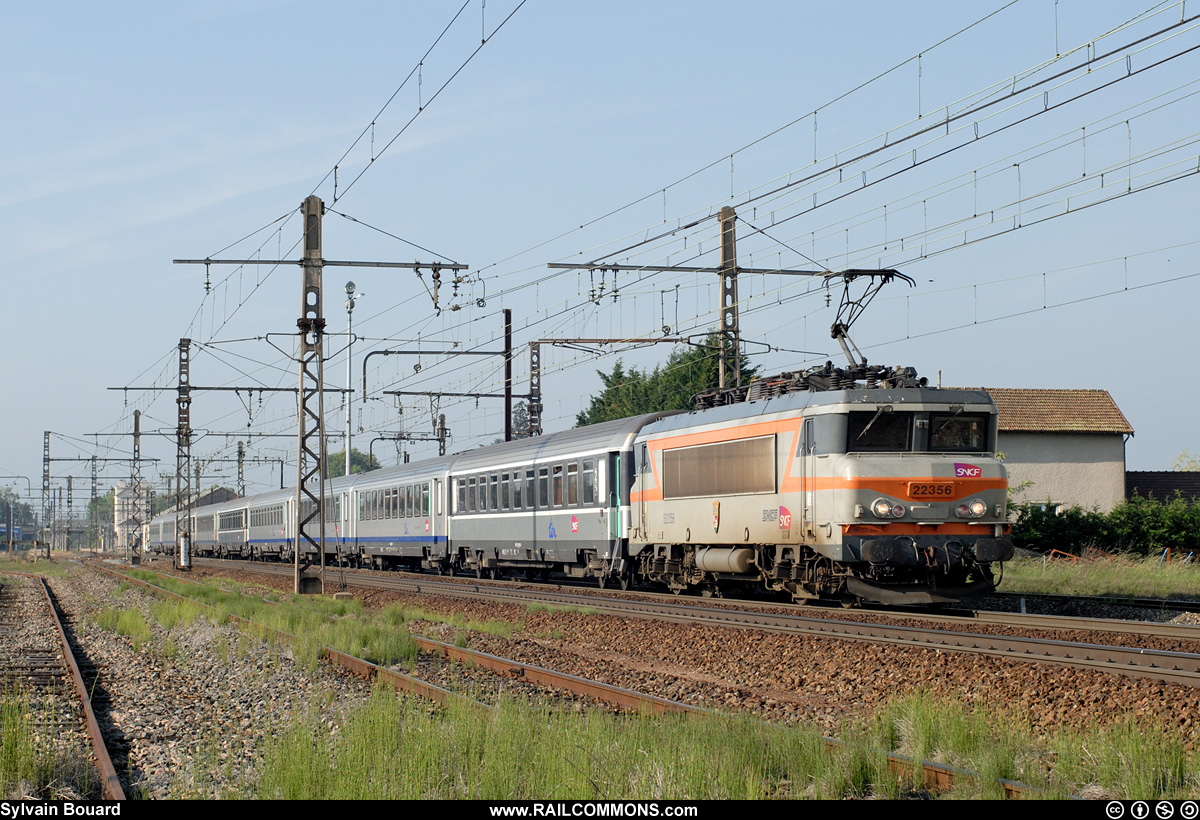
(983, 388, 1134, 513)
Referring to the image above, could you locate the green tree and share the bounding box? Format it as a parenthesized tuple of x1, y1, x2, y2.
(493, 401, 534, 444)
(575, 332, 758, 426)
(87, 488, 115, 524)
(0, 487, 35, 528)
(324, 448, 381, 478)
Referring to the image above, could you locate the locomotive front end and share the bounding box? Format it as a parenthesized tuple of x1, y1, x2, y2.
(822, 391, 1014, 604)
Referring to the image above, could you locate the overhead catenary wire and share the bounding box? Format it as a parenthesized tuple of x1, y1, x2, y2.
(90, 0, 1200, 491)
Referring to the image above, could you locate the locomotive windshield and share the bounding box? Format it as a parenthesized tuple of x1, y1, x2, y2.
(928, 412, 989, 451)
(847, 411, 912, 451)
(845, 409, 992, 453)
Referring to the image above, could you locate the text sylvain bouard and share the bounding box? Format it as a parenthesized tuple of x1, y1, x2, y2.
(1, 805, 120, 817)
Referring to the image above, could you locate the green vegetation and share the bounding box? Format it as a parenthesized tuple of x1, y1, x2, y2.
(323, 448, 381, 479)
(1000, 552, 1200, 599)
(575, 332, 758, 426)
(125, 570, 421, 669)
(251, 690, 838, 800)
(94, 606, 152, 650)
(0, 557, 69, 577)
(83, 566, 1200, 800)
(168, 687, 1197, 800)
(379, 603, 520, 640)
(1011, 494, 1200, 556)
(1, 692, 98, 799)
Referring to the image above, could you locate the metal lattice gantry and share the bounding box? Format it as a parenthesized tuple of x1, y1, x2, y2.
(174, 195, 469, 594)
(176, 338, 192, 570)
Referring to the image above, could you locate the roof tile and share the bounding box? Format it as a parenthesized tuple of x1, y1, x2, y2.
(983, 388, 1133, 434)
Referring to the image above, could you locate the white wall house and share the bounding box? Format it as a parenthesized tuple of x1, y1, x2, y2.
(984, 388, 1134, 513)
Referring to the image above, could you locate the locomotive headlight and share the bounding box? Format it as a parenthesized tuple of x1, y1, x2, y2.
(956, 499, 988, 518)
(872, 498, 894, 518)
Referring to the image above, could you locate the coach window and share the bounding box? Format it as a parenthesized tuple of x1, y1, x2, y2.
(537, 467, 549, 509)
(488, 474, 498, 511)
(512, 471, 523, 509)
(467, 477, 477, 513)
(582, 460, 595, 505)
(500, 473, 510, 510)
(567, 462, 579, 506)
(422, 484, 430, 516)
(457, 479, 466, 513)
(552, 464, 564, 507)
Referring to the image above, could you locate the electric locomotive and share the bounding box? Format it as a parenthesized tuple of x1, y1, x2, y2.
(628, 365, 1012, 605)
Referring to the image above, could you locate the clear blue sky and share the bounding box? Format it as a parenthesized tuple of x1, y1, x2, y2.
(2, 0, 1197, 506)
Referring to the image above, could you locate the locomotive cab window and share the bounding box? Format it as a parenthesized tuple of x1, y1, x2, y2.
(847, 410, 912, 452)
(928, 412, 990, 452)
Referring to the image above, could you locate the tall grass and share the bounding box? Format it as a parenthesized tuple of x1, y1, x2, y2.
(124, 570, 420, 669)
(94, 606, 152, 650)
(0, 692, 99, 799)
(241, 688, 1200, 800)
(252, 687, 846, 800)
(1001, 553, 1200, 599)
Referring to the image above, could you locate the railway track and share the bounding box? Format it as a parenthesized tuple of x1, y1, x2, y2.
(97, 560, 1033, 798)
(183, 557, 1200, 688)
(987, 589, 1200, 615)
(0, 573, 125, 800)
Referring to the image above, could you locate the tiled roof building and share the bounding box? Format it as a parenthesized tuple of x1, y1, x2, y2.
(985, 388, 1134, 435)
(974, 388, 1133, 512)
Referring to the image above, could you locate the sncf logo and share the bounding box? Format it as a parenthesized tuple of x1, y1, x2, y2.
(955, 463, 982, 478)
